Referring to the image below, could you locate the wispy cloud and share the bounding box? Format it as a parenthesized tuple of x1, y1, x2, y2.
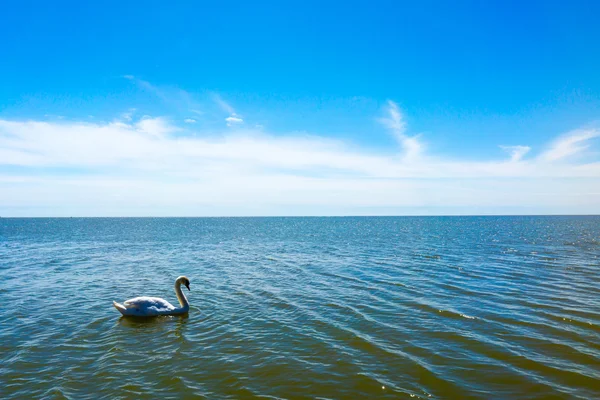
(184, 118, 196, 124)
(121, 108, 136, 121)
(212, 94, 235, 114)
(1, 107, 599, 216)
(124, 76, 205, 117)
(539, 129, 600, 162)
(124, 78, 244, 128)
(1, 117, 598, 178)
(379, 100, 422, 160)
(500, 145, 530, 162)
(380, 100, 406, 135)
(212, 94, 244, 127)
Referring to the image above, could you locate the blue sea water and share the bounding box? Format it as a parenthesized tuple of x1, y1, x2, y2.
(0, 216, 599, 399)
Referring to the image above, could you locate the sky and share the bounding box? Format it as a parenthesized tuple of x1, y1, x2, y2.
(1, 0, 600, 216)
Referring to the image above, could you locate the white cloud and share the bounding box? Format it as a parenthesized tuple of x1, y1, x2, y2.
(121, 108, 136, 121)
(500, 145, 530, 162)
(211, 94, 244, 127)
(379, 100, 422, 160)
(125, 77, 206, 117)
(213, 94, 235, 114)
(539, 129, 600, 162)
(380, 100, 406, 135)
(225, 113, 244, 127)
(0, 113, 599, 216)
(135, 117, 177, 137)
(184, 118, 196, 124)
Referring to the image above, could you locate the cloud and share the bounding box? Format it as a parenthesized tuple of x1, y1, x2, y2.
(184, 118, 196, 124)
(0, 112, 599, 216)
(212, 94, 235, 114)
(1, 117, 598, 179)
(379, 100, 422, 160)
(225, 113, 244, 127)
(123, 78, 241, 128)
(121, 108, 136, 121)
(380, 100, 406, 135)
(124, 77, 206, 118)
(211, 94, 244, 127)
(539, 129, 600, 162)
(135, 117, 177, 137)
(500, 145, 530, 162)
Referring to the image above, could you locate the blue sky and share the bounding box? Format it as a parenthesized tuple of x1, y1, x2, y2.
(1, 1, 599, 216)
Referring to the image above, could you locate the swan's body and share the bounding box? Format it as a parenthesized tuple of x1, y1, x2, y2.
(113, 276, 190, 317)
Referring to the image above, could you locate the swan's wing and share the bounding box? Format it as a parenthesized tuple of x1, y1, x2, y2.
(123, 296, 176, 312)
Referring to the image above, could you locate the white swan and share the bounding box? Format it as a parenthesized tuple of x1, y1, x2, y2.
(113, 276, 191, 317)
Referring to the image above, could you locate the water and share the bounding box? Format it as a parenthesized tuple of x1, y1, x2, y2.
(0, 217, 599, 399)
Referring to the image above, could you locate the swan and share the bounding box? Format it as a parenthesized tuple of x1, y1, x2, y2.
(113, 276, 191, 317)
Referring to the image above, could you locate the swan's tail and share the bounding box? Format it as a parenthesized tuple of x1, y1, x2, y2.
(113, 301, 128, 315)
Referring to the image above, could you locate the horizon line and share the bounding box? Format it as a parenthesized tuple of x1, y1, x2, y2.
(1, 214, 599, 219)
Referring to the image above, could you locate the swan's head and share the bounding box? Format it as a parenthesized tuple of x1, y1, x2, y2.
(177, 276, 191, 291)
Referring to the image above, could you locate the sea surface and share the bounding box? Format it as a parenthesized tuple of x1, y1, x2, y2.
(0, 216, 599, 399)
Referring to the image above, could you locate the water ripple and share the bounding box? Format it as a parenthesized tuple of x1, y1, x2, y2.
(1, 216, 599, 399)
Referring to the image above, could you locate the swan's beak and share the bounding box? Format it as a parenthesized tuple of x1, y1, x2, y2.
(185, 283, 190, 291)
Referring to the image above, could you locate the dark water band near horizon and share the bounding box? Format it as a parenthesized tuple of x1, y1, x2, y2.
(0, 216, 599, 399)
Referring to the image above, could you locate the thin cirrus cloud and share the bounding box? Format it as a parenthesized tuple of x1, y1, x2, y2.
(0, 98, 599, 216)
(125, 76, 245, 129)
(212, 93, 236, 114)
(378, 100, 421, 161)
(124, 75, 206, 118)
(539, 129, 600, 162)
(500, 145, 531, 162)
(213, 93, 245, 127)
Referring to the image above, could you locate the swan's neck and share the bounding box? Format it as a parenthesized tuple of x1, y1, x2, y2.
(175, 282, 190, 311)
